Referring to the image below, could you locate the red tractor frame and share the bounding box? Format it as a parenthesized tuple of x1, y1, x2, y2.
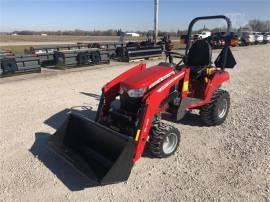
(50, 15, 236, 185)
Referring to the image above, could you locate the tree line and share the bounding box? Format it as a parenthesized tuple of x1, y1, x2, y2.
(9, 19, 270, 36)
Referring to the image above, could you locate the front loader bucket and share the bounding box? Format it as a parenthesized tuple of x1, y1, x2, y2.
(48, 112, 136, 185)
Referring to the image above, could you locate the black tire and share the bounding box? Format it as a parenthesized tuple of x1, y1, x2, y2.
(200, 89, 230, 126)
(148, 122, 180, 158)
(91, 51, 101, 64)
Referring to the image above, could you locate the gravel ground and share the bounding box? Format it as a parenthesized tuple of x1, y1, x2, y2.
(0, 44, 270, 201)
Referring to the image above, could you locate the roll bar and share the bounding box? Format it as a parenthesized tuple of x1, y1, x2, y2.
(185, 15, 232, 70)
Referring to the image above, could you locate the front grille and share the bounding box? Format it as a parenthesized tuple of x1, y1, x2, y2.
(120, 93, 141, 113)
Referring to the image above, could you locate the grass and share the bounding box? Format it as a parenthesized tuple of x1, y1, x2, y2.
(0, 35, 179, 43)
(0, 38, 185, 55)
(0, 45, 30, 55)
(173, 42, 185, 50)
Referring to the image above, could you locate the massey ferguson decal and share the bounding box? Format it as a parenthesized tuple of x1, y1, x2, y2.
(157, 72, 185, 93)
(149, 71, 175, 89)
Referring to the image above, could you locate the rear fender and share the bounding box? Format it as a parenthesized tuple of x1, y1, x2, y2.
(187, 70, 229, 109)
(204, 71, 229, 101)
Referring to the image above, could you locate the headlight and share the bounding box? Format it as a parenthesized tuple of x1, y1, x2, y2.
(127, 88, 147, 97)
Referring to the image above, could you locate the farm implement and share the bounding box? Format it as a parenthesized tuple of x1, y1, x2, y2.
(115, 41, 163, 62)
(48, 15, 236, 185)
(0, 55, 41, 77)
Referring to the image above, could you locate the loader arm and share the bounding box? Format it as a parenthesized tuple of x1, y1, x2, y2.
(103, 63, 146, 93)
(133, 68, 187, 161)
(96, 63, 146, 121)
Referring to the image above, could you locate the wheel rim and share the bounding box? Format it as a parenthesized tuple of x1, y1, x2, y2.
(218, 98, 228, 119)
(162, 133, 178, 154)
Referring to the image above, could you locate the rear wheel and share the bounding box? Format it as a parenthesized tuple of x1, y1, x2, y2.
(200, 89, 230, 126)
(148, 122, 180, 158)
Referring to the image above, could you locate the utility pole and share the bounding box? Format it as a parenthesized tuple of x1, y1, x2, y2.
(154, 0, 159, 43)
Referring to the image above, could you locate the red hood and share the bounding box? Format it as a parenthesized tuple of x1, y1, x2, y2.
(121, 65, 175, 89)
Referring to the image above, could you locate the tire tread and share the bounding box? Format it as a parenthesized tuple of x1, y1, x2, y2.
(200, 89, 230, 126)
(148, 122, 180, 158)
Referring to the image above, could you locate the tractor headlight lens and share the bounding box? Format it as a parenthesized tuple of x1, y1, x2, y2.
(127, 88, 147, 97)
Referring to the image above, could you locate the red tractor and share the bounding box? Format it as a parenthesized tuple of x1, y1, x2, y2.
(49, 15, 236, 185)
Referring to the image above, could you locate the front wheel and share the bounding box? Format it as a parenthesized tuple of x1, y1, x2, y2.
(148, 122, 180, 158)
(200, 89, 230, 126)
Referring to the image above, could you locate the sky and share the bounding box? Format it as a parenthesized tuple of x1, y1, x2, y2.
(0, 0, 269, 32)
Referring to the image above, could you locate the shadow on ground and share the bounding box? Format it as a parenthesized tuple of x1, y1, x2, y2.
(80, 92, 101, 102)
(162, 112, 205, 127)
(179, 113, 205, 127)
(44, 106, 96, 130)
(30, 132, 99, 190)
(30, 107, 100, 191)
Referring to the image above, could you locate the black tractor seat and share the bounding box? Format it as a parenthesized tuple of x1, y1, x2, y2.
(185, 39, 212, 67)
(184, 39, 213, 79)
(159, 39, 212, 75)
